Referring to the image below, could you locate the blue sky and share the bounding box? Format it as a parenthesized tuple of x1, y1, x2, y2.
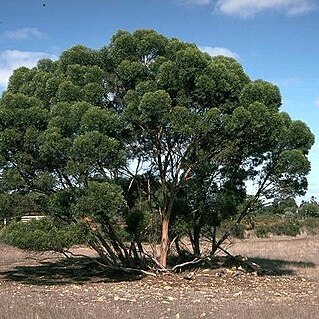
(0, 0, 318, 201)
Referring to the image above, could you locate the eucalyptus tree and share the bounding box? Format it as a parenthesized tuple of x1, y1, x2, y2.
(0, 48, 131, 267)
(0, 29, 314, 270)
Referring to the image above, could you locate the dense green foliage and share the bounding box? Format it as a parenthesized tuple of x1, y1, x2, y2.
(247, 197, 319, 238)
(0, 29, 315, 268)
(1, 218, 90, 251)
(299, 197, 319, 218)
(255, 222, 300, 238)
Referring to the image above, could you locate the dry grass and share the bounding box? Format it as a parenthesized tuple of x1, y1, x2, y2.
(229, 235, 319, 279)
(0, 236, 318, 319)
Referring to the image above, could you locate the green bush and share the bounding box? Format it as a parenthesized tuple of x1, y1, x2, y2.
(230, 223, 245, 239)
(254, 213, 280, 225)
(301, 217, 319, 235)
(1, 218, 91, 251)
(273, 222, 300, 237)
(255, 222, 300, 237)
(256, 225, 271, 238)
(298, 203, 319, 218)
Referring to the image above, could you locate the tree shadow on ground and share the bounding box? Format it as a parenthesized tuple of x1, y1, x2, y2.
(248, 257, 316, 276)
(1, 254, 316, 286)
(177, 255, 317, 277)
(0, 256, 145, 286)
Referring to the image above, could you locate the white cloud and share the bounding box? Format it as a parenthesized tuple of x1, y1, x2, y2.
(315, 98, 319, 108)
(179, 0, 316, 17)
(1, 27, 44, 40)
(215, 0, 316, 17)
(199, 46, 239, 59)
(178, 0, 212, 4)
(0, 50, 57, 87)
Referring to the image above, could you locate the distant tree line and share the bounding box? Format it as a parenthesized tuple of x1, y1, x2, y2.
(254, 196, 319, 218)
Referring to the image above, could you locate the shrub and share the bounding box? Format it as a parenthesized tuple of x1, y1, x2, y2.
(281, 211, 297, 222)
(298, 204, 319, 218)
(273, 222, 300, 237)
(230, 223, 245, 239)
(254, 213, 281, 225)
(255, 222, 300, 237)
(301, 217, 319, 235)
(1, 218, 91, 251)
(256, 225, 271, 238)
(220, 221, 245, 239)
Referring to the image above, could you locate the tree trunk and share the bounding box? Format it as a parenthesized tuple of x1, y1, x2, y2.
(174, 236, 182, 257)
(193, 225, 201, 256)
(211, 225, 217, 253)
(193, 213, 202, 256)
(159, 214, 170, 268)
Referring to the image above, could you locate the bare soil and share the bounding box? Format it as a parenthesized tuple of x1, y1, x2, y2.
(0, 235, 318, 319)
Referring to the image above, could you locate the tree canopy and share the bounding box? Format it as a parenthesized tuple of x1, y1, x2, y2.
(0, 29, 314, 270)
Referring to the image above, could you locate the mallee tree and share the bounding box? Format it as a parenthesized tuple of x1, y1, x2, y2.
(0, 29, 314, 270)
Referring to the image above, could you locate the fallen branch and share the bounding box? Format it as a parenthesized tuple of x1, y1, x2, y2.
(140, 251, 166, 270)
(62, 249, 157, 277)
(172, 257, 202, 271)
(212, 247, 261, 273)
(107, 265, 157, 277)
(169, 235, 178, 251)
(216, 245, 235, 257)
(63, 249, 97, 260)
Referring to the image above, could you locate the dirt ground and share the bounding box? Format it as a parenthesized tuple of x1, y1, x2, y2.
(0, 235, 318, 319)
